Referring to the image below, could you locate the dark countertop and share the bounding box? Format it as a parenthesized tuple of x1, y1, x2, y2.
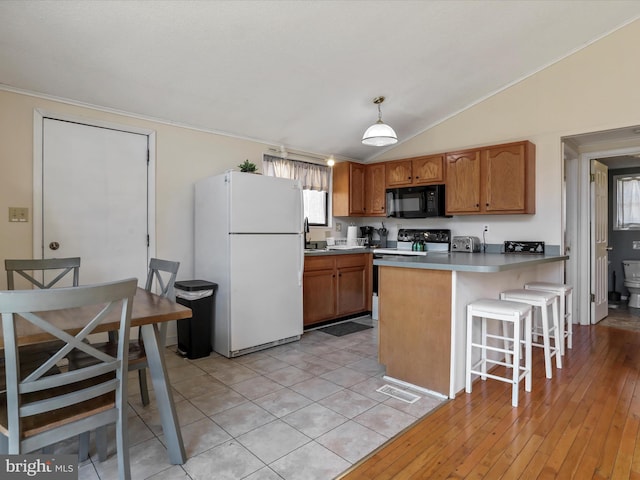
(373, 252, 569, 273)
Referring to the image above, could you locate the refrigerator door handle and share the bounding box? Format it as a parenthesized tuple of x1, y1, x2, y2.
(297, 233, 304, 287)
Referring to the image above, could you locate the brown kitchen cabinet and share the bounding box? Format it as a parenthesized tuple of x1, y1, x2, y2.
(386, 154, 444, 187)
(445, 140, 535, 215)
(303, 253, 371, 327)
(365, 163, 386, 216)
(386, 160, 413, 187)
(333, 162, 366, 216)
(303, 256, 337, 326)
(412, 154, 445, 185)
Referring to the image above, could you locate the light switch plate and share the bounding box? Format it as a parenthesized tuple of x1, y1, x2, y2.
(9, 207, 28, 222)
(633, 241, 640, 250)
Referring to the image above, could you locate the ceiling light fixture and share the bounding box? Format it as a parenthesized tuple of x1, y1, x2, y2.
(326, 155, 335, 167)
(362, 96, 398, 147)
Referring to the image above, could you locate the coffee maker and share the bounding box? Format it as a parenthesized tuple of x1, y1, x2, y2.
(360, 226, 374, 247)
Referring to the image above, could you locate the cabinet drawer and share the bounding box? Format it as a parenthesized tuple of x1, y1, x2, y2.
(336, 253, 368, 269)
(304, 256, 335, 272)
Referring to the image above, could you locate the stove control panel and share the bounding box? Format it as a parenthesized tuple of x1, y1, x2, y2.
(397, 229, 451, 244)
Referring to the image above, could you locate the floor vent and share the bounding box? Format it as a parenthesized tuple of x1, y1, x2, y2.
(376, 384, 421, 404)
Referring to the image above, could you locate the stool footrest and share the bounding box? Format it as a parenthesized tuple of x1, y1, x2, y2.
(469, 364, 530, 386)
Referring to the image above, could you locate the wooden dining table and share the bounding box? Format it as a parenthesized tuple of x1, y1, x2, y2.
(0, 287, 192, 465)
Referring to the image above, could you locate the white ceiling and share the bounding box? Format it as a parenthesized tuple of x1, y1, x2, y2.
(2, 1, 640, 162)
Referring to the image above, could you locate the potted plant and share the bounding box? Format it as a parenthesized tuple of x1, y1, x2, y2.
(238, 159, 258, 173)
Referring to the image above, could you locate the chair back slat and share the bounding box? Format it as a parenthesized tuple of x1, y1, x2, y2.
(5, 258, 81, 290)
(0, 277, 136, 455)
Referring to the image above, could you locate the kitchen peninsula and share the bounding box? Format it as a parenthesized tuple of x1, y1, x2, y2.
(374, 252, 568, 398)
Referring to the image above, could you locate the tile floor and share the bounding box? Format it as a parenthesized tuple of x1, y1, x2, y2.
(63, 317, 445, 479)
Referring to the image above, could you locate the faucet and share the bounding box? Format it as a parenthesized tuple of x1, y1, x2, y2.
(303, 217, 310, 248)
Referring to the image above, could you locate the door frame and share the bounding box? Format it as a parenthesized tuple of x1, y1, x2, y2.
(32, 109, 156, 262)
(569, 143, 640, 325)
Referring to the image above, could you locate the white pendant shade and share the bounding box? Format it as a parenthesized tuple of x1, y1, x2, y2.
(362, 121, 398, 147)
(362, 96, 398, 147)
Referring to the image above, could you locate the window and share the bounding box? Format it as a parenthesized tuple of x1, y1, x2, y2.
(263, 155, 331, 226)
(303, 189, 328, 225)
(614, 174, 640, 230)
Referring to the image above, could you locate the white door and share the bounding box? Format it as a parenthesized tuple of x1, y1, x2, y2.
(37, 116, 150, 286)
(591, 159, 608, 324)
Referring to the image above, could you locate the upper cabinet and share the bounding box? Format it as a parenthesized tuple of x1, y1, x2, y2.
(444, 149, 481, 214)
(333, 162, 385, 217)
(386, 154, 444, 187)
(365, 163, 386, 216)
(333, 162, 366, 216)
(386, 160, 412, 187)
(445, 140, 535, 215)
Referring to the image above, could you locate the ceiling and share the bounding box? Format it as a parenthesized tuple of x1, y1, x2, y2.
(2, 1, 640, 163)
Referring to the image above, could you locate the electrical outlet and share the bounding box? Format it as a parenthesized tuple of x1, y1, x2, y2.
(9, 207, 29, 223)
(483, 225, 489, 233)
(335, 222, 342, 232)
(633, 241, 640, 250)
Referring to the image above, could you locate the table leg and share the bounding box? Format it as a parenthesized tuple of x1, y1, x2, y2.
(140, 324, 186, 464)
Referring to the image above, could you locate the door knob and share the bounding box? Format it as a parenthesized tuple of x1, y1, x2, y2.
(49, 241, 60, 250)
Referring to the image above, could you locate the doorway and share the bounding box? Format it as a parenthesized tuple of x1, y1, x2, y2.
(33, 110, 156, 286)
(563, 126, 640, 325)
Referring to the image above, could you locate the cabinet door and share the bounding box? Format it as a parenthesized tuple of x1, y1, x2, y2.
(332, 161, 366, 217)
(484, 141, 535, 214)
(349, 163, 366, 215)
(412, 154, 444, 185)
(303, 269, 336, 325)
(386, 160, 412, 187)
(366, 163, 386, 216)
(336, 265, 367, 316)
(445, 149, 481, 214)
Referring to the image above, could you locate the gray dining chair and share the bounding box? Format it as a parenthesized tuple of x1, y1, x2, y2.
(0, 278, 137, 480)
(134, 258, 180, 405)
(4, 257, 82, 371)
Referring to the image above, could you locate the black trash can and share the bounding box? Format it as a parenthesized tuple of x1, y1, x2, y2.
(175, 280, 217, 359)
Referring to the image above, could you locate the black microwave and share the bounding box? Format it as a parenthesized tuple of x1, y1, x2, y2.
(386, 184, 446, 218)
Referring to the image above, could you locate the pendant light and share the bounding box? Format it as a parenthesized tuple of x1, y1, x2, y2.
(362, 96, 398, 147)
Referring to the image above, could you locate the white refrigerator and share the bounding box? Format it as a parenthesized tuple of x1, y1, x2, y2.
(194, 171, 304, 357)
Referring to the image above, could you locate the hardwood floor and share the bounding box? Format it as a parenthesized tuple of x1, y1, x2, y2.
(340, 316, 640, 479)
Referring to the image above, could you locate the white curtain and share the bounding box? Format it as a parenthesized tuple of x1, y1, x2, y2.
(263, 154, 330, 191)
(619, 176, 640, 228)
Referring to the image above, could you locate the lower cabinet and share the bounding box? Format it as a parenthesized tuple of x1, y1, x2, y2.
(303, 253, 371, 327)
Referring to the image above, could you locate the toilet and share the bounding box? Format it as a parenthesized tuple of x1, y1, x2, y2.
(622, 260, 640, 308)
